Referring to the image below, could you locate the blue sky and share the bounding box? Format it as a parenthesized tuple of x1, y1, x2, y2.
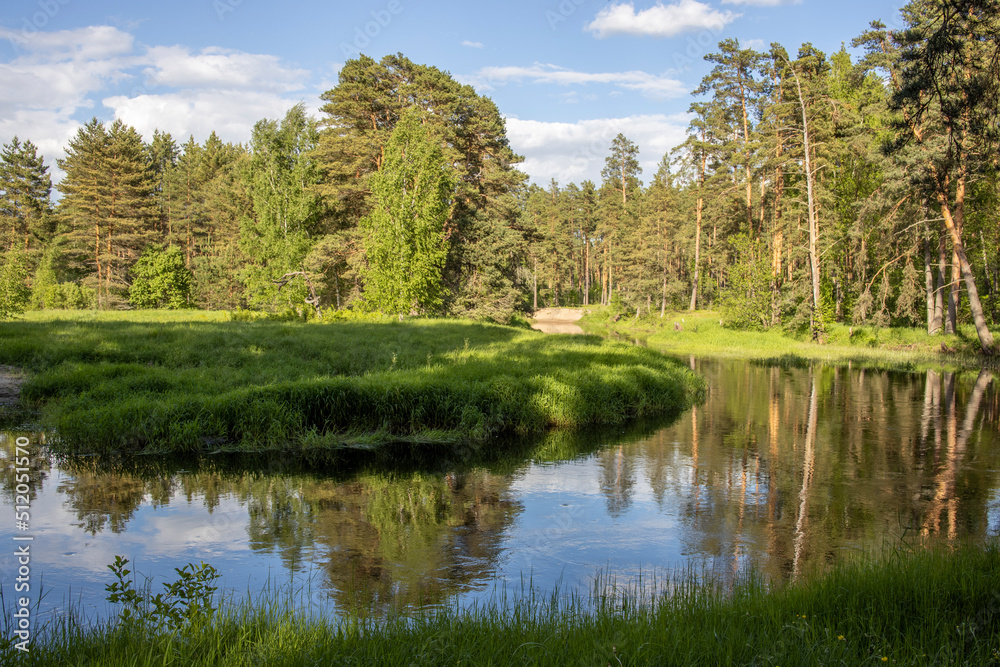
(1, 0, 906, 187)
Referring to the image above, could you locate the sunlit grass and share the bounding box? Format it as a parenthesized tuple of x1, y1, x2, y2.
(0, 311, 704, 457)
(581, 307, 993, 371)
(10, 542, 999, 666)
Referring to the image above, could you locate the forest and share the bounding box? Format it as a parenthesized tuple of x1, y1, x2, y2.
(0, 0, 998, 353)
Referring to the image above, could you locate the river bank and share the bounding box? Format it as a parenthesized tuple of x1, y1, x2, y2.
(0, 311, 703, 457)
(11, 542, 998, 665)
(578, 307, 994, 371)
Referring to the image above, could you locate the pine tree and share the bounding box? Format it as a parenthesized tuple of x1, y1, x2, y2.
(57, 119, 159, 308)
(104, 120, 160, 301)
(599, 134, 642, 306)
(693, 38, 766, 234)
(856, 0, 999, 352)
(0, 137, 53, 258)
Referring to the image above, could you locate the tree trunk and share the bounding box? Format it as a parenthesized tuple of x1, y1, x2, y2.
(924, 236, 938, 334)
(532, 257, 537, 312)
(689, 194, 703, 311)
(934, 236, 946, 334)
(937, 195, 995, 352)
(981, 231, 994, 323)
(946, 248, 960, 334)
(787, 61, 822, 340)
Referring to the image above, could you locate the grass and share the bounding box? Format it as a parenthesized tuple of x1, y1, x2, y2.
(0, 310, 704, 457)
(8, 542, 999, 665)
(580, 307, 995, 371)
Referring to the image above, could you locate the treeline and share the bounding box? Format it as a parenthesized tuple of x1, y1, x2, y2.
(526, 1, 1000, 354)
(0, 54, 527, 322)
(0, 1, 998, 352)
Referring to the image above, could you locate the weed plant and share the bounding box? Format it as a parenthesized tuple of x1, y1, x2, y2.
(0, 312, 704, 457)
(8, 542, 998, 665)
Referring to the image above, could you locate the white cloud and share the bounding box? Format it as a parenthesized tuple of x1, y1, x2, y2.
(0, 108, 82, 181)
(143, 46, 309, 93)
(585, 1, 739, 38)
(0, 25, 134, 62)
(461, 40, 484, 49)
(475, 63, 687, 98)
(103, 90, 305, 146)
(0, 24, 315, 182)
(506, 114, 690, 186)
(0, 26, 138, 116)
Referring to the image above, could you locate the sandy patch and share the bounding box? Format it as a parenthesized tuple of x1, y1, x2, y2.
(531, 308, 587, 334)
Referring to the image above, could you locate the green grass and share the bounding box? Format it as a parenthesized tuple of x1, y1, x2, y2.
(580, 307, 995, 371)
(0, 311, 704, 457)
(10, 542, 999, 666)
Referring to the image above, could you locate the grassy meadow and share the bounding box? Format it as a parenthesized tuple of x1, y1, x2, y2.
(0, 310, 704, 457)
(580, 307, 995, 371)
(9, 542, 999, 666)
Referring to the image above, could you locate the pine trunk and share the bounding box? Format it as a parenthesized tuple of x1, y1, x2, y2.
(924, 236, 937, 334)
(689, 194, 703, 311)
(937, 192, 995, 352)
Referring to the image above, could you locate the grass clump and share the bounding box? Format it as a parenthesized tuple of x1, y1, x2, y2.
(0, 311, 704, 457)
(11, 542, 999, 665)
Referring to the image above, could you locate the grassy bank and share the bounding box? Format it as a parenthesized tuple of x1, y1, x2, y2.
(11, 543, 999, 665)
(0, 311, 703, 457)
(580, 307, 994, 371)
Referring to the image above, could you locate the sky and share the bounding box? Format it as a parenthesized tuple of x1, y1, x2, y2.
(0, 0, 908, 189)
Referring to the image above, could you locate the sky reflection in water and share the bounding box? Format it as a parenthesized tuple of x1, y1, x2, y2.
(2, 359, 998, 624)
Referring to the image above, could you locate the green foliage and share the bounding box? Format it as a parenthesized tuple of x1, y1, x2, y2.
(580, 308, 987, 371)
(316, 54, 528, 321)
(0, 248, 30, 319)
(720, 235, 771, 330)
(105, 555, 219, 633)
(238, 104, 322, 309)
(361, 109, 453, 315)
(35, 282, 95, 310)
(0, 136, 52, 265)
(129, 245, 192, 309)
(57, 119, 159, 309)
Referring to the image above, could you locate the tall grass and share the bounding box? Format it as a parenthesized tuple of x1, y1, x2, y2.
(0, 312, 704, 456)
(10, 542, 999, 666)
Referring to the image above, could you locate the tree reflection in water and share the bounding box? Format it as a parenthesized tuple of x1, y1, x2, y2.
(1, 361, 997, 616)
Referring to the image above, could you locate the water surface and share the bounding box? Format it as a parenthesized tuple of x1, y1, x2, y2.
(2, 359, 997, 623)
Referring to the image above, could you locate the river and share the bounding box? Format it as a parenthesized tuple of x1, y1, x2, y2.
(1, 358, 998, 624)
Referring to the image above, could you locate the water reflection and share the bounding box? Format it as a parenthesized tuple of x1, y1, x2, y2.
(0, 360, 997, 622)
